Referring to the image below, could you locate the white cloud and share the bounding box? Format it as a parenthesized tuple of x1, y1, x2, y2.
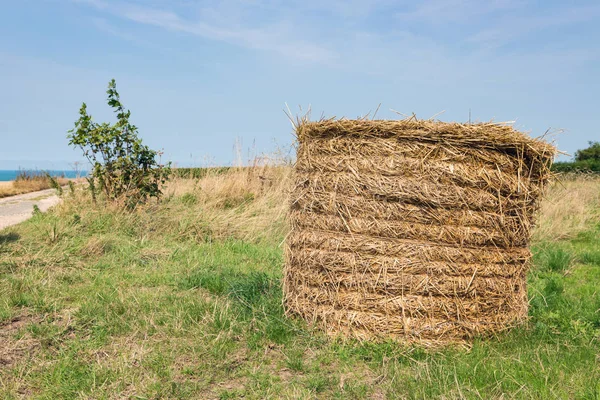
(74, 0, 600, 80)
(395, 0, 521, 24)
(468, 4, 600, 48)
(76, 0, 337, 63)
(90, 17, 150, 46)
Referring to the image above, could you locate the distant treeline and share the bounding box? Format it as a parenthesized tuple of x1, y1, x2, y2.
(173, 162, 600, 177)
(552, 160, 600, 173)
(551, 141, 600, 173)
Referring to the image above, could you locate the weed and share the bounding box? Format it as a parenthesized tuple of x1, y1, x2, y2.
(179, 192, 197, 205)
(284, 348, 305, 372)
(86, 176, 97, 203)
(580, 250, 600, 265)
(306, 375, 331, 393)
(533, 246, 573, 273)
(72, 214, 81, 225)
(46, 173, 63, 196)
(546, 248, 573, 272)
(48, 222, 60, 243)
(68, 181, 75, 195)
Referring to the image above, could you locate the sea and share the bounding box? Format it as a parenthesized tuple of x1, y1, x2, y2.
(0, 170, 87, 182)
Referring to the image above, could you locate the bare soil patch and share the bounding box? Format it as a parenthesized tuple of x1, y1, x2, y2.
(0, 312, 43, 368)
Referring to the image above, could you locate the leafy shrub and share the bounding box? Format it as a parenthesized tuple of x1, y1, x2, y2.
(552, 160, 600, 173)
(68, 79, 170, 206)
(552, 142, 600, 173)
(575, 141, 600, 162)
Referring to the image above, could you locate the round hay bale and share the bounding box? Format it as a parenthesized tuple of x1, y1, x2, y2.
(283, 118, 556, 346)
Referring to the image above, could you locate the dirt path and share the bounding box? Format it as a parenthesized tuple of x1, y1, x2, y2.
(0, 189, 60, 230)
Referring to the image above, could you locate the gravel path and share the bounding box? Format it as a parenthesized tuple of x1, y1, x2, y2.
(0, 189, 60, 230)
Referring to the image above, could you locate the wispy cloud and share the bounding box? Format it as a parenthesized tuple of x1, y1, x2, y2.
(468, 4, 600, 48)
(90, 17, 150, 46)
(76, 0, 337, 63)
(395, 0, 521, 24)
(74, 0, 600, 80)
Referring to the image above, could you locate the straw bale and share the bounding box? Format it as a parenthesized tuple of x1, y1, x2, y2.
(284, 118, 555, 345)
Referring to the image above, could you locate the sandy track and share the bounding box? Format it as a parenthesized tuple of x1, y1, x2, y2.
(0, 189, 60, 230)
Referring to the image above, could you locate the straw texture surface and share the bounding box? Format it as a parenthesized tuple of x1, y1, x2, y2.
(284, 118, 556, 346)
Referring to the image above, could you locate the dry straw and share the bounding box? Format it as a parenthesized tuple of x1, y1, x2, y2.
(283, 117, 556, 346)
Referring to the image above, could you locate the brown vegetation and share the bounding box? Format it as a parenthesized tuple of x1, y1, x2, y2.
(158, 165, 291, 244)
(0, 172, 70, 198)
(533, 173, 600, 241)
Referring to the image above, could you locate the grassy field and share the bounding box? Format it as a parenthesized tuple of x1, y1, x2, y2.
(0, 168, 599, 399)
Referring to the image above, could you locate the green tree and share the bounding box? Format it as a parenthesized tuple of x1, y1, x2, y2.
(575, 141, 600, 162)
(68, 79, 170, 206)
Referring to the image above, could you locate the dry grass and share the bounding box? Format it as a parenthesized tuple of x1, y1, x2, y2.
(0, 174, 70, 198)
(160, 165, 291, 244)
(533, 173, 600, 242)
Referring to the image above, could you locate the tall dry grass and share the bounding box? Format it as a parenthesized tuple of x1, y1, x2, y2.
(0, 172, 70, 198)
(160, 165, 291, 243)
(533, 173, 600, 242)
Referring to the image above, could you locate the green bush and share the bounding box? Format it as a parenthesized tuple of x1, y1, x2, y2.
(552, 159, 600, 173)
(68, 79, 170, 206)
(575, 141, 600, 162)
(552, 142, 600, 173)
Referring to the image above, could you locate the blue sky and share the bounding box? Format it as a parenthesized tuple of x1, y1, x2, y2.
(1, 0, 598, 168)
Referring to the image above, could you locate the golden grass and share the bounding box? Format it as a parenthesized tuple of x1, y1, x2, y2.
(0, 176, 70, 198)
(49, 162, 597, 250)
(533, 173, 600, 242)
(139, 165, 292, 245)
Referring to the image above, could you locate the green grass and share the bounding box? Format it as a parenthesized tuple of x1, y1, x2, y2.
(0, 193, 599, 399)
(172, 167, 232, 179)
